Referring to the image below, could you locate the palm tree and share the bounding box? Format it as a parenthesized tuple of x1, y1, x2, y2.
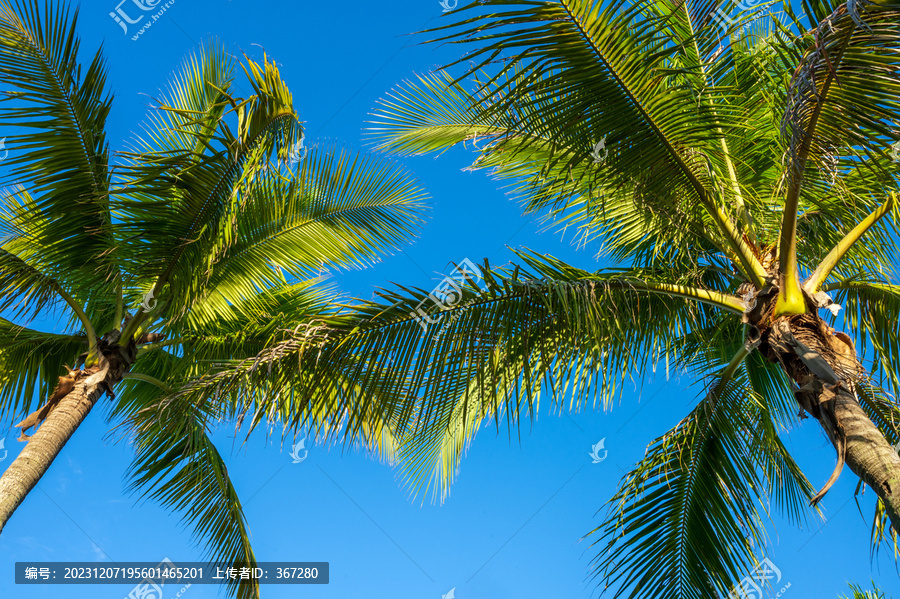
(174, 0, 900, 596)
(0, 1, 425, 596)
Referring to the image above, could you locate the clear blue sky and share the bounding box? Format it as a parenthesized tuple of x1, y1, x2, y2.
(1, 1, 898, 598)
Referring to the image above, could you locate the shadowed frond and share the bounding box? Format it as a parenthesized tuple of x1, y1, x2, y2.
(772, 0, 900, 312)
(591, 372, 815, 599)
(0, 319, 85, 422)
(109, 283, 349, 599)
(0, 248, 70, 322)
(780, 0, 900, 210)
(127, 395, 258, 599)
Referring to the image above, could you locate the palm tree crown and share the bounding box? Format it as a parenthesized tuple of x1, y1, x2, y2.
(177, 0, 900, 596)
(0, 2, 426, 597)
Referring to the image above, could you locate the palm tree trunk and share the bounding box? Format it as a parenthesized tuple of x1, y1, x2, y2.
(757, 304, 900, 532)
(0, 338, 132, 534)
(817, 382, 900, 531)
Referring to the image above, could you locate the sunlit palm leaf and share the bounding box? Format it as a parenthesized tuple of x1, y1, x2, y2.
(116, 43, 301, 318)
(843, 583, 890, 599)
(0, 0, 117, 293)
(171, 251, 742, 503)
(190, 146, 427, 315)
(421, 0, 770, 280)
(369, 70, 723, 266)
(0, 2, 427, 591)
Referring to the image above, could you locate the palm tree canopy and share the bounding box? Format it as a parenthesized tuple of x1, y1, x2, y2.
(0, 2, 426, 597)
(169, 0, 900, 597)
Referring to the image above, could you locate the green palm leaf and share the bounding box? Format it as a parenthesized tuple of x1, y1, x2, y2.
(352, 0, 900, 592)
(115, 42, 301, 321)
(126, 394, 258, 599)
(190, 145, 427, 316)
(780, 0, 900, 213)
(420, 0, 768, 282)
(0, 319, 85, 422)
(0, 0, 117, 293)
(0, 2, 427, 593)
(843, 583, 891, 599)
(368, 70, 726, 267)
(172, 251, 745, 503)
(109, 282, 350, 599)
(591, 373, 814, 599)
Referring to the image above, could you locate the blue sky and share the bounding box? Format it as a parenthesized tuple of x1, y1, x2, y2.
(1, 0, 899, 598)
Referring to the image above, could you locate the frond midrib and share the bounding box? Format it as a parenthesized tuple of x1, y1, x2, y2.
(556, 0, 710, 205)
(10, 14, 108, 201)
(211, 197, 422, 270)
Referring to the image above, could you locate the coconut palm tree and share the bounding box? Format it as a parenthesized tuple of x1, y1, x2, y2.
(174, 0, 900, 595)
(0, 1, 425, 597)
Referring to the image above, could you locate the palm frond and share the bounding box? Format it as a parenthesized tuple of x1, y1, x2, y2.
(781, 0, 900, 210)
(591, 372, 814, 599)
(108, 289, 308, 599)
(126, 395, 259, 599)
(397, 0, 767, 282)
(368, 70, 725, 268)
(0, 319, 85, 423)
(169, 252, 743, 502)
(0, 247, 69, 322)
(843, 583, 890, 599)
(0, 0, 117, 292)
(186, 145, 427, 315)
(115, 43, 301, 322)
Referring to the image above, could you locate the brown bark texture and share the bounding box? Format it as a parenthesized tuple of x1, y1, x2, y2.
(0, 331, 134, 533)
(747, 285, 900, 533)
